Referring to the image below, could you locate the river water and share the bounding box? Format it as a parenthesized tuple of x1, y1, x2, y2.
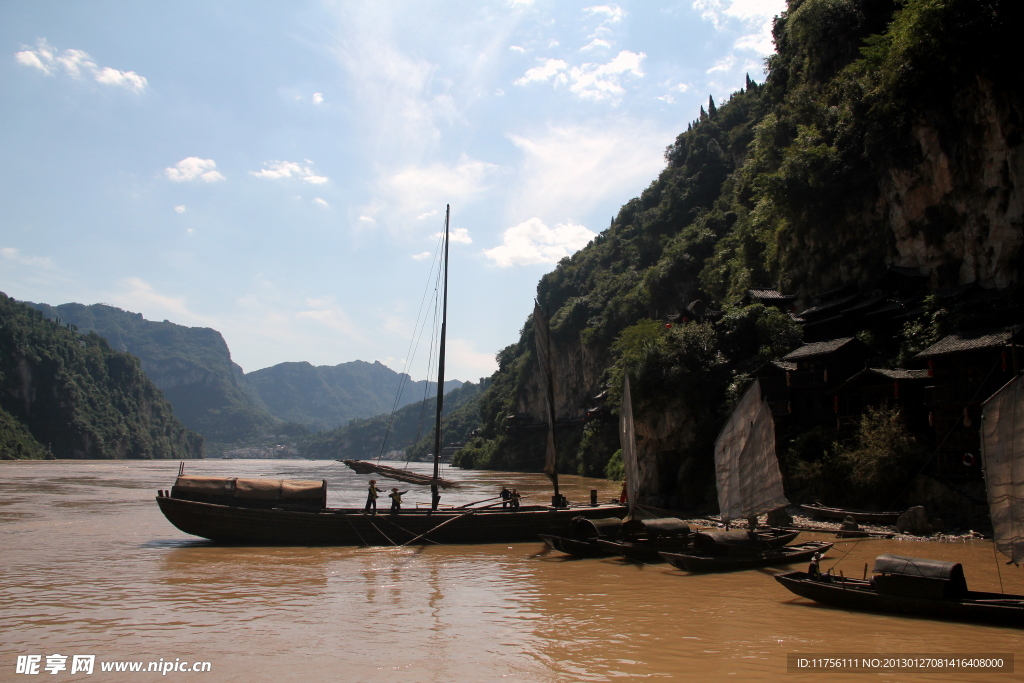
(2, 459, 1022, 682)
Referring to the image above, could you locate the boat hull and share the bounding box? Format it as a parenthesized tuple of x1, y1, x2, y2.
(799, 504, 901, 525)
(157, 496, 626, 545)
(774, 571, 1024, 627)
(661, 541, 833, 573)
(538, 534, 613, 557)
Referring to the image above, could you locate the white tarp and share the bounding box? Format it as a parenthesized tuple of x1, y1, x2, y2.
(714, 380, 789, 524)
(981, 374, 1024, 565)
(620, 375, 639, 518)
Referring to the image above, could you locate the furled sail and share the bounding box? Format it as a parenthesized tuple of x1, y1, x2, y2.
(714, 379, 789, 525)
(620, 375, 640, 519)
(533, 300, 559, 494)
(981, 374, 1024, 565)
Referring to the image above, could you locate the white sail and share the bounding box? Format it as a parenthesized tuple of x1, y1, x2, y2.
(714, 380, 789, 524)
(981, 374, 1024, 565)
(620, 375, 639, 519)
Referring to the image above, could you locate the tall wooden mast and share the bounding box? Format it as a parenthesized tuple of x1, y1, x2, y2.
(430, 205, 450, 511)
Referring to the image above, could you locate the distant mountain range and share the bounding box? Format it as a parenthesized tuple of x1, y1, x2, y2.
(25, 301, 462, 445)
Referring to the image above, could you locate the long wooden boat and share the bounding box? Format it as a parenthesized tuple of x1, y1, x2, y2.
(598, 527, 800, 564)
(157, 491, 626, 545)
(339, 459, 460, 488)
(774, 562, 1024, 627)
(799, 503, 902, 525)
(662, 540, 832, 573)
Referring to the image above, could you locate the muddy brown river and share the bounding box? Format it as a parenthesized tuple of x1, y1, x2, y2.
(2, 460, 1021, 681)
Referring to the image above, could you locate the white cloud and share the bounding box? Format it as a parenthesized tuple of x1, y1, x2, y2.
(707, 54, 736, 74)
(312, 92, 324, 104)
(313, 197, 329, 207)
(1, 246, 55, 269)
(447, 337, 498, 377)
(484, 218, 595, 267)
(359, 215, 375, 223)
(165, 157, 225, 183)
(514, 58, 568, 86)
(174, 205, 186, 213)
(584, 5, 625, 23)
(657, 81, 690, 104)
(14, 39, 148, 93)
(412, 251, 432, 260)
(417, 210, 438, 220)
(250, 160, 328, 184)
(432, 227, 472, 244)
(692, 0, 786, 60)
(384, 156, 499, 217)
(581, 39, 612, 52)
(509, 45, 526, 54)
(514, 50, 645, 104)
(296, 302, 364, 340)
(507, 120, 667, 219)
(108, 278, 213, 327)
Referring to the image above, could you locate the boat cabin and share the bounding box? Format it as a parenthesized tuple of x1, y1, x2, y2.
(869, 553, 968, 599)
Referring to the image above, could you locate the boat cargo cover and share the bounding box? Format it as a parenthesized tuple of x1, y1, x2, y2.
(174, 476, 326, 500)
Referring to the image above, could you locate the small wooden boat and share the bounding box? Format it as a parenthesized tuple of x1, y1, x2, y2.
(774, 554, 1024, 627)
(598, 525, 800, 564)
(799, 503, 902, 525)
(339, 459, 460, 488)
(662, 540, 833, 573)
(539, 516, 624, 557)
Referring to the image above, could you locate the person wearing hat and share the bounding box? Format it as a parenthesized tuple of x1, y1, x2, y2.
(388, 487, 409, 513)
(365, 480, 384, 513)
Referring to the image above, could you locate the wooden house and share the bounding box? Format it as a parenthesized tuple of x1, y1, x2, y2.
(781, 337, 875, 428)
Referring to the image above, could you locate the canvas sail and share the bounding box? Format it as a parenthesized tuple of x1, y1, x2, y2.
(533, 300, 559, 493)
(714, 380, 789, 524)
(620, 375, 640, 519)
(981, 374, 1024, 565)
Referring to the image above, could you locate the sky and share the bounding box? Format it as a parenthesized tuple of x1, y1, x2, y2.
(1, 0, 786, 383)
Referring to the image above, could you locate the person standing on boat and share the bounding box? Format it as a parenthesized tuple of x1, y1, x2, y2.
(808, 552, 822, 581)
(388, 487, 409, 513)
(510, 489, 522, 509)
(500, 486, 512, 509)
(365, 480, 384, 513)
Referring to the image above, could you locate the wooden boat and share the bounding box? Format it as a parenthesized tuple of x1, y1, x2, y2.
(598, 528, 802, 565)
(774, 554, 1024, 627)
(155, 206, 625, 546)
(538, 516, 624, 557)
(157, 485, 625, 545)
(776, 374, 1024, 625)
(338, 459, 459, 488)
(799, 503, 902, 525)
(662, 540, 833, 573)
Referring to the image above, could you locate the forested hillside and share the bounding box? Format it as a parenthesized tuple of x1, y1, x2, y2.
(453, 0, 1022, 510)
(246, 360, 462, 431)
(0, 293, 203, 459)
(28, 301, 277, 444)
(301, 380, 484, 460)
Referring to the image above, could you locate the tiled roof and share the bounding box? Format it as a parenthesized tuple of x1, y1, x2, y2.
(798, 293, 861, 318)
(915, 328, 1016, 358)
(748, 289, 796, 301)
(868, 368, 931, 380)
(783, 337, 859, 361)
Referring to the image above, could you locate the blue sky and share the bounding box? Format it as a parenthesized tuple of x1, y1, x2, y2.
(1, 0, 785, 382)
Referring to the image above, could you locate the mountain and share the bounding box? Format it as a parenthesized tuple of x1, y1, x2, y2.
(246, 360, 464, 431)
(300, 379, 485, 460)
(26, 301, 278, 444)
(453, 0, 1023, 509)
(0, 292, 203, 459)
